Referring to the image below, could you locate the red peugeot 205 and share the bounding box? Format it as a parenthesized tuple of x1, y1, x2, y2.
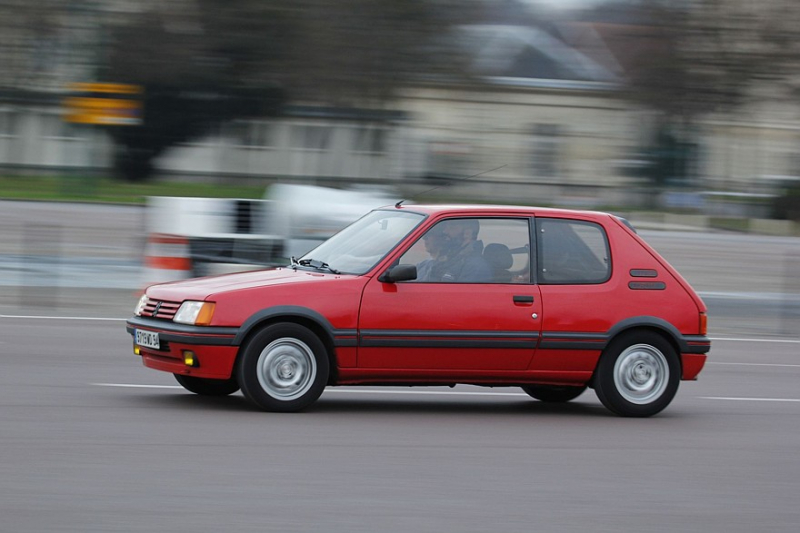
(126, 205, 709, 417)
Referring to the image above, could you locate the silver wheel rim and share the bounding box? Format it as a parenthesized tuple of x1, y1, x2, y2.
(256, 338, 317, 401)
(613, 344, 669, 405)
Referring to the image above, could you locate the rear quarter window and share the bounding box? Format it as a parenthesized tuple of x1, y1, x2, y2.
(536, 218, 610, 284)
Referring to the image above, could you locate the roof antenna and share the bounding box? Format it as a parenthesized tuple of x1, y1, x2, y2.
(394, 164, 507, 208)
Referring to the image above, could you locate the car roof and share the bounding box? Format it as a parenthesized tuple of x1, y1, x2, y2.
(379, 203, 613, 220)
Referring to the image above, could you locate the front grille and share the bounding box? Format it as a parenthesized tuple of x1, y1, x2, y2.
(141, 298, 181, 320)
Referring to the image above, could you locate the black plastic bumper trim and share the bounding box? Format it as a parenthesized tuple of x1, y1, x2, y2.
(126, 317, 238, 346)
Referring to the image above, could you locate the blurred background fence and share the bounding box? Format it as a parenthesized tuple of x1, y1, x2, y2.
(1, 199, 799, 340)
(2, 0, 800, 337)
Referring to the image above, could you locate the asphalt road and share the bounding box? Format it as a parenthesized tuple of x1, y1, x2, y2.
(2, 200, 800, 531)
(1, 315, 799, 532)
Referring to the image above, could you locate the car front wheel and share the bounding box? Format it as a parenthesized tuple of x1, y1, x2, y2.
(594, 332, 680, 417)
(173, 374, 240, 396)
(521, 384, 587, 403)
(237, 323, 329, 412)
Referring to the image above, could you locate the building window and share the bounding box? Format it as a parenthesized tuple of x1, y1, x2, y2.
(531, 123, 561, 178)
(292, 124, 331, 151)
(231, 120, 274, 148)
(41, 115, 83, 140)
(0, 110, 16, 137)
(353, 125, 385, 153)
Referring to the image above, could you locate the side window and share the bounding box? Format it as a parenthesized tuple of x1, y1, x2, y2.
(537, 218, 610, 284)
(398, 218, 531, 284)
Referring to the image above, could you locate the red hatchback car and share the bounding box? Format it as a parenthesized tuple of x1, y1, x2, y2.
(126, 205, 709, 417)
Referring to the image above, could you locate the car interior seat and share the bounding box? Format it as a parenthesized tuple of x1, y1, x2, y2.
(482, 243, 513, 283)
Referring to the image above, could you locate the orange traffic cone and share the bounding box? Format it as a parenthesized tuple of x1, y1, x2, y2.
(142, 233, 193, 287)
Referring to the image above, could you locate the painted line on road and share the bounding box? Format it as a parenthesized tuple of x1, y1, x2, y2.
(708, 362, 800, 368)
(710, 337, 800, 344)
(93, 383, 182, 389)
(701, 397, 800, 403)
(1, 314, 127, 321)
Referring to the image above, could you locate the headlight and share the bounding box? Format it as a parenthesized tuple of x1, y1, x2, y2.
(134, 294, 148, 316)
(174, 301, 216, 326)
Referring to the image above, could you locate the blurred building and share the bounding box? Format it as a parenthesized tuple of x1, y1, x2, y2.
(1, 1, 800, 209)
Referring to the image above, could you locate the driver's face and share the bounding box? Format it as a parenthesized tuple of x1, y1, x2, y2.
(441, 222, 469, 245)
(423, 231, 447, 255)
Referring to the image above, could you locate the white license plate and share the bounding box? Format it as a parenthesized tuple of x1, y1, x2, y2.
(135, 329, 160, 350)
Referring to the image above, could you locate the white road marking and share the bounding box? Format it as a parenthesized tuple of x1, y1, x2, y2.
(92, 383, 182, 389)
(701, 397, 800, 403)
(708, 362, 800, 368)
(1, 314, 127, 321)
(710, 337, 800, 344)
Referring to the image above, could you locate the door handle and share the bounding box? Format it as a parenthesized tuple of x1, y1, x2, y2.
(513, 295, 534, 304)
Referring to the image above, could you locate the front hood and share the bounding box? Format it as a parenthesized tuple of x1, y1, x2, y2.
(146, 267, 358, 301)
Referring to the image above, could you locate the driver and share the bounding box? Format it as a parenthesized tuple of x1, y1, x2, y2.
(429, 219, 492, 283)
(416, 225, 449, 281)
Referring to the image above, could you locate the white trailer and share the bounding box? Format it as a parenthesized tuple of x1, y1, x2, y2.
(143, 184, 397, 286)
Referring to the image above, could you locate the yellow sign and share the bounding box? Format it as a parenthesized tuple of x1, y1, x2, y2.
(63, 83, 143, 126)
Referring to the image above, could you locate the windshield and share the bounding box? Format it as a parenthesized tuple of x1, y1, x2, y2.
(299, 209, 425, 275)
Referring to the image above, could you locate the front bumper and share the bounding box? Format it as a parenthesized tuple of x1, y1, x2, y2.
(126, 316, 240, 379)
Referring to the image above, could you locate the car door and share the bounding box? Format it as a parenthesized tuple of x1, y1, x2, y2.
(357, 217, 541, 372)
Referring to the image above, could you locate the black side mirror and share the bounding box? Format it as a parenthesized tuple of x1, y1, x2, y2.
(379, 264, 417, 283)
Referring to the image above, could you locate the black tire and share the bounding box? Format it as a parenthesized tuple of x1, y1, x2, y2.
(173, 374, 240, 396)
(594, 331, 680, 417)
(236, 323, 329, 412)
(521, 384, 587, 403)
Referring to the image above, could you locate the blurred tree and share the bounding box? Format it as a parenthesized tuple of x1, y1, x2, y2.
(100, 2, 290, 181)
(99, 0, 472, 181)
(287, 0, 474, 105)
(621, 1, 761, 122)
(596, 0, 797, 187)
(772, 181, 800, 222)
(0, 0, 62, 90)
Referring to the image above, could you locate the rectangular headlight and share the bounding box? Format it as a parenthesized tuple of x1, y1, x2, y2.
(174, 301, 215, 326)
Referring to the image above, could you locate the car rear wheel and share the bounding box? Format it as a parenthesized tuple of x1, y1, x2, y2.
(173, 374, 240, 396)
(237, 323, 329, 412)
(521, 384, 587, 403)
(594, 331, 680, 417)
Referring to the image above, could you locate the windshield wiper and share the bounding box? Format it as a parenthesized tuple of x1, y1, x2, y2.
(297, 258, 341, 274)
(289, 256, 300, 270)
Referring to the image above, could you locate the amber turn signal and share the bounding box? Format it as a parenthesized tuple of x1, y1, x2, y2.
(195, 303, 215, 326)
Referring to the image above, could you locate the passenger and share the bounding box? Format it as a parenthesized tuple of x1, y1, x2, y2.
(431, 219, 492, 283)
